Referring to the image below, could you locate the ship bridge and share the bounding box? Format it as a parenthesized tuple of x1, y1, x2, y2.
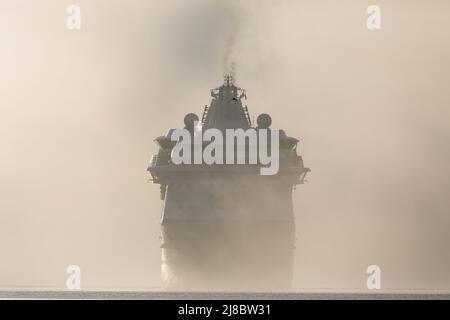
(201, 74, 251, 130)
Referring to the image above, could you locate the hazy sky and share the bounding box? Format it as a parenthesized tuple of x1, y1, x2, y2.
(1, 0, 449, 291)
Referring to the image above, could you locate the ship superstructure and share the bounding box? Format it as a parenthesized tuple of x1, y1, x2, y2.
(148, 75, 309, 290)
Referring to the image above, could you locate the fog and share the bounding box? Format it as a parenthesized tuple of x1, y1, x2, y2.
(1, 0, 449, 292)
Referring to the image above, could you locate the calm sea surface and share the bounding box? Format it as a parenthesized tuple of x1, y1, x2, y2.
(1, 291, 449, 300)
